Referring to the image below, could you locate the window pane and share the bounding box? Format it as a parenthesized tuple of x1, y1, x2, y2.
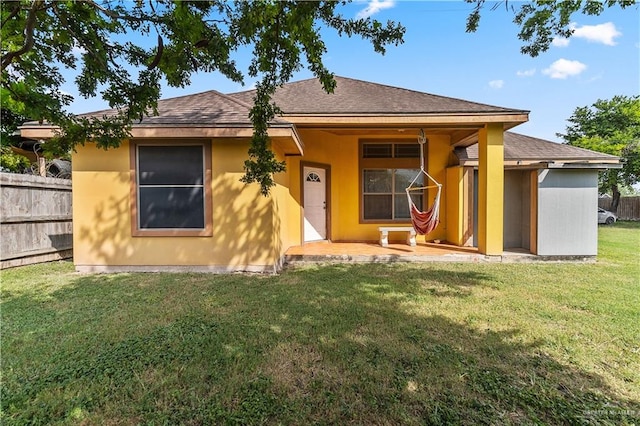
(395, 169, 422, 192)
(395, 193, 423, 219)
(394, 143, 421, 158)
(364, 194, 392, 219)
(363, 144, 392, 158)
(138, 145, 204, 185)
(394, 195, 410, 219)
(139, 187, 204, 229)
(363, 169, 392, 193)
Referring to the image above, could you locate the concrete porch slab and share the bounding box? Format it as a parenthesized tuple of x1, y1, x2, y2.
(283, 241, 595, 267)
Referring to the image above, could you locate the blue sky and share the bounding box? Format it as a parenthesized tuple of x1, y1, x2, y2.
(67, 1, 640, 143)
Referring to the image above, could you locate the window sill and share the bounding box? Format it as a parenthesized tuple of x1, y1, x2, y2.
(360, 219, 413, 225)
(132, 228, 213, 237)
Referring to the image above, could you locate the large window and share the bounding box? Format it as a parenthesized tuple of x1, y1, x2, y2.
(131, 142, 212, 236)
(363, 169, 423, 220)
(360, 141, 424, 222)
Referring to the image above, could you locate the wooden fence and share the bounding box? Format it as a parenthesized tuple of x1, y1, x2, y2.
(1, 172, 72, 269)
(598, 196, 640, 221)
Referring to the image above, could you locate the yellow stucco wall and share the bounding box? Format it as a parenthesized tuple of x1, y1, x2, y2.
(72, 140, 287, 271)
(210, 140, 279, 268)
(426, 135, 449, 242)
(445, 166, 474, 247)
(445, 167, 463, 245)
(271, 146, 301, 261)
(72, 142, 132, 266)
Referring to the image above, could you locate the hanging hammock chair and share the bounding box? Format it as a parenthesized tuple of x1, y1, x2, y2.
(405, 129, 442, 235)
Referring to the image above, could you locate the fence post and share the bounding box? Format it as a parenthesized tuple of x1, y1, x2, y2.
(38, 157, 46, 177)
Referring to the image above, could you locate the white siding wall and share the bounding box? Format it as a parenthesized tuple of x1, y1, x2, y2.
(536, 169, 598, 256)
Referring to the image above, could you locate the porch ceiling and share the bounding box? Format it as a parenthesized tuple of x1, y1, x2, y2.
(315, 126, 478, 146)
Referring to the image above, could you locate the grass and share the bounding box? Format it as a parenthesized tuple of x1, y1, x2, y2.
(1, 222, 639, 425)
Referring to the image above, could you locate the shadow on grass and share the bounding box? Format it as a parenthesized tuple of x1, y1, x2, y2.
(2, 263, 639, 425)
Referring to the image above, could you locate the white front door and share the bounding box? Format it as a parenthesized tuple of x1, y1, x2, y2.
(303, 166, 327, 242)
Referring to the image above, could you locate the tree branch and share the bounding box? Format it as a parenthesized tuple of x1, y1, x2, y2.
(49, 5, 112, 73)
(1, 0, 43, 71)
(86, 0, 164, 24)
(0, 3, 22, 29)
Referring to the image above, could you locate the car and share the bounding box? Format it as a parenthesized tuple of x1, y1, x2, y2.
(598, 207, 617, 225)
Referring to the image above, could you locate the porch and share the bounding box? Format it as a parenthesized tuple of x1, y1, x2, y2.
(283, 240, 540, 266)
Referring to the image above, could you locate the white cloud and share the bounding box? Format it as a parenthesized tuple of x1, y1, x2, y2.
(488, 80, 504, 89)
(572, 22, 621, 46)
(552, 37, 570, 48)
(516, 68, 536, 77)
(551, 22, 621, 48)
(542, 59, 587, 79)
(356, 0, 395, 19)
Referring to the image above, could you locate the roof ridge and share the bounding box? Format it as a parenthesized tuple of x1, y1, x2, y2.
(204, 89, 255, 110)
(157, 89, 224, 103)
(156, 89, 257, 112)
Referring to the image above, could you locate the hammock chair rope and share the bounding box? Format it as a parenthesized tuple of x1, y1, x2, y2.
(405, 129, 442, 235)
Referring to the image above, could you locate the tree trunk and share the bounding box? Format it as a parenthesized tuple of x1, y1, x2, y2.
(611, 184, 621, 213)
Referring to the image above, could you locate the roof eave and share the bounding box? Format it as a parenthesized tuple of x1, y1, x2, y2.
(458, 159, 622, 169)
(546, 161, 622, 170)
(19, 123, 304, 156)
(283, 112, 529, 127)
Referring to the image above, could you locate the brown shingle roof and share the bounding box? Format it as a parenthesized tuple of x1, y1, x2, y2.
(455, 132, 619, 163)
(228, 76, 529, 115)
(78, 89, 291, 127)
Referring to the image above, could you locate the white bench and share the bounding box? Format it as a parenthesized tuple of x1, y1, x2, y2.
(378, 226, 416, 247)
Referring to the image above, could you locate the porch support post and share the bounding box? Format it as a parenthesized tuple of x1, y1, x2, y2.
(477, 123, 504, 255)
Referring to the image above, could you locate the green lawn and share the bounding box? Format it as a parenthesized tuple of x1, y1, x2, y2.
(2, 223, 639, 425)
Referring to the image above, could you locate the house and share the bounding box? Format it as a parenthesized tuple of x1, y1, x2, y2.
(19, 76, 620, 272)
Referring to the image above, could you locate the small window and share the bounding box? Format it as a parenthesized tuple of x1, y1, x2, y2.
(363, 142, 420, 159)
(131, 142, 212, 236)
(306, 172, 321, 182)
(363, 143, 392, 158)
(394, 143, 420, 158)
